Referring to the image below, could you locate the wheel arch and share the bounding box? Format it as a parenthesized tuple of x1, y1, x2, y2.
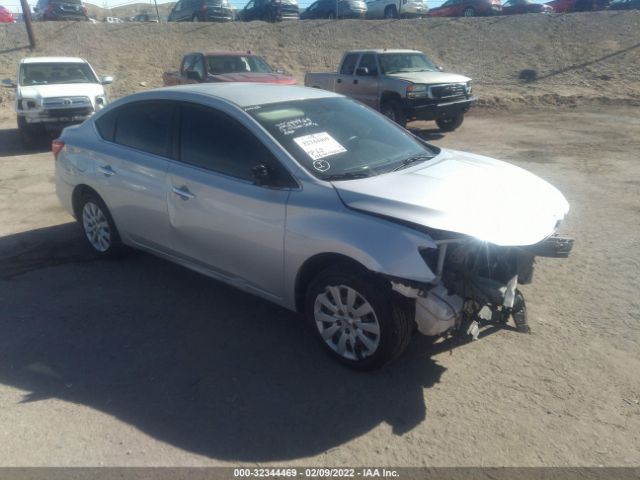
(71, 184, 103, 219)
(379, 90, 403, 110)
(294, 253, 370, 313)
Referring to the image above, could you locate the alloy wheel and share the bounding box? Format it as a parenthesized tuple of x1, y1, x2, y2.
(82, 202, 112, 252)
(314, 284, 381, 361)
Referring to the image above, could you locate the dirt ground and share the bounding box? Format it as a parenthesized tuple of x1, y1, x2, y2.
(1, 104, 639, 467)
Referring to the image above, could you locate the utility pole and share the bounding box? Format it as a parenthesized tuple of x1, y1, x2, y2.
(20, 0, 36, 48)
(153, 0, 161, 22)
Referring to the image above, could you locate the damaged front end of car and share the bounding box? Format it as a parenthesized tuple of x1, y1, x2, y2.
(391, 231, 574, 340)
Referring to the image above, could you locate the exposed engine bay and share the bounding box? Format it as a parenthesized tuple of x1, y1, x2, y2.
(392, 232, 574, 339)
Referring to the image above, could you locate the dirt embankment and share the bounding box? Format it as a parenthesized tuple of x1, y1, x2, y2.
(0, 11, 639, 112)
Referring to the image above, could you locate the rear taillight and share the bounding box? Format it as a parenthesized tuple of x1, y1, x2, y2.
(52, 139, 65, 160)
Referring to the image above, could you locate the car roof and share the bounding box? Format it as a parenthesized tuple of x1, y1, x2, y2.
(21, 57, 86, 64)
(148, 83, 341, 108)
(200, 51, 262, 57)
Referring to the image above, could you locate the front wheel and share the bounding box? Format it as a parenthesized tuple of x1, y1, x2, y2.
(384, 5, 398, 18)
(380, 99, 408, 128)
(436, 114, 464, 132)
(305, 265, 413, 370)
(17, 116, 38, 149)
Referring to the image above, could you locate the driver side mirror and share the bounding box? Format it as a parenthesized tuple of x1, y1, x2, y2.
(436, 65, 444, 71)
(100, 75, 113, 85)
(2, 79, 16, 88)
(251, 164, 272, 186)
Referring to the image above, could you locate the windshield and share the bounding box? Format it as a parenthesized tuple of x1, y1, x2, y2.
(204, 0, 230, 5)
(378, 53, 438, 74)
(246, 98, 437, 181)
(206, 55, 273, 75)
(19, 63, 98, 86)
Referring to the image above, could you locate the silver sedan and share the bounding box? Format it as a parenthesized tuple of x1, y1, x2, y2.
(54, 83, 572, 370)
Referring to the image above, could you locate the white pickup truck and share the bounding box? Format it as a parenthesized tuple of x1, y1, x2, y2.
(2, 57, 113, 147)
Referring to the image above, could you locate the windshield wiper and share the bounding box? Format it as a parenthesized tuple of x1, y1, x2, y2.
(324, 172, 371, 181)
(392, 154, 433, 172)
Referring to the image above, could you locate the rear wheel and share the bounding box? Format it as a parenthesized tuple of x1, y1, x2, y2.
(380, 99, 407, 128)
(436, 113, 464, 132)
(78, 192, 123, 258)
(305, 265, 413, 370)
(463, 6, 475, 16)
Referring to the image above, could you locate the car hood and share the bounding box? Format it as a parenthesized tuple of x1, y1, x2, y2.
(18, 83, 105, 101)
(332, 149, 570, 246)
(209, 72, 297, 84)
(386, 71, 471, 84)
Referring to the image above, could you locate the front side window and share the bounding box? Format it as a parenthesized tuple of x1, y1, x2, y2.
(20, 62, 98, 86)
(113, 102, 174, 157)
(246, 97, 438, 181)
(179, 104, 291, 185)
(358, 53, 378, 75)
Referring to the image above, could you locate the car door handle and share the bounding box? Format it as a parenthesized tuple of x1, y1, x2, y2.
(98, 165, 115, 177)
(337, 78, 342, 84)
(353, 79, 358, 84)
(172, 186, 195, 200)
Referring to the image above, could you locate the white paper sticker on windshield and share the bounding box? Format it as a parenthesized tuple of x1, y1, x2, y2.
(293, 132, 347, 161)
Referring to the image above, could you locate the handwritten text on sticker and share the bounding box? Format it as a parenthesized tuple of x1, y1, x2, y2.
(293, 132, 347, 160)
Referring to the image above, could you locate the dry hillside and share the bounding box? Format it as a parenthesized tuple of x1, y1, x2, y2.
(83, 2, 176, 21)
(1, 11, 639, 112)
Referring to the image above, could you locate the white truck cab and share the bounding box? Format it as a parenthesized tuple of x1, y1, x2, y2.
(2, 57, 113, 147)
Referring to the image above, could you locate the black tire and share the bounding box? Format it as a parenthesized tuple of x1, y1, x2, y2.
(463, 6, 475, 16)
(17, 116, 37, 149)
(77, 191, 124, 258)
(384, 5, 398, 18)
(436, 114, 464, 132)
(305, 264, 414, 370)
(380, 99, 408, 128)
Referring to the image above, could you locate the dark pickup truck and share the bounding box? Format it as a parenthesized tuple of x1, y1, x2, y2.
(305, 49, 476, 131)
(163, 51, 298, 86)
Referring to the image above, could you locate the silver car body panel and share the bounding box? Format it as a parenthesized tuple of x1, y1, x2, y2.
(55, 83, 569, 313)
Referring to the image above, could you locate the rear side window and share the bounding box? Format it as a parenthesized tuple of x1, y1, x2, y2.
(113, 102, 174, 157)
(340, 54, 359, 75)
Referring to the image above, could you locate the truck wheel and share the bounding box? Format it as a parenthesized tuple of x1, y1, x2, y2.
(436, 114, 464, 132)
(463, 7, 475, 16)
(17, 116, 37, 149)
(384, 5, 398, 18)
(305, 264, 413, 370)
(380, 99, 407, 128)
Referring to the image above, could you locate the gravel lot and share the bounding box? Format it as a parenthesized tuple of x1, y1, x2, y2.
(1, 105, 639, 466)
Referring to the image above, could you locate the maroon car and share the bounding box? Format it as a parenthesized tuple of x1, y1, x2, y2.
(163, 51, 297, 86)
(502, 0, 553, 13)
(0, 5, 16, 22)
(428, 0, 502, 16)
